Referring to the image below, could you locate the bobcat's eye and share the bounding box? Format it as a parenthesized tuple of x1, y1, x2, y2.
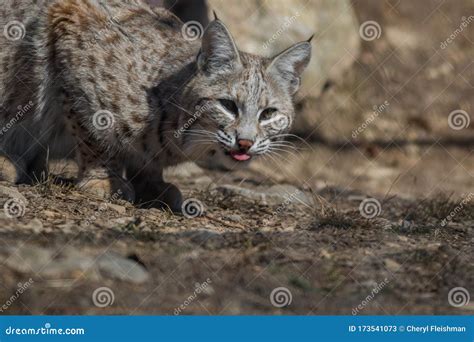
(218, 99, 239, 116)
(259, 107, 278, 121)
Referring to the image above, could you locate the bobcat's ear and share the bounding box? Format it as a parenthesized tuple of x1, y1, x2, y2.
(267, 41, 312, 94)
(197, 19, 241, 74)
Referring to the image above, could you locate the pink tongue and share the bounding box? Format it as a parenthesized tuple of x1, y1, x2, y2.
(230, 151, 251, 161)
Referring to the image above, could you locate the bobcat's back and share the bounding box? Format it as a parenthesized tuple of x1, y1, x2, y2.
(45, 0, 192, 145)
(0, 0, 199, 184)
(0, 0, 196, 154)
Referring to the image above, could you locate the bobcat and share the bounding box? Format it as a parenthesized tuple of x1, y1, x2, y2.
(0, 0, 312, 212)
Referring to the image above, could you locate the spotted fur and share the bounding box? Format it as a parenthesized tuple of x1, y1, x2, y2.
(0, 0, 311, 211)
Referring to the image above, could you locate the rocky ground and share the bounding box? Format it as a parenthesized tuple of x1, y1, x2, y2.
(0, 151, 472, 315)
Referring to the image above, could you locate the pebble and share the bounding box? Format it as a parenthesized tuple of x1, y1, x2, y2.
(2, 245, 53, 273)
(216, 184, 310, 206)
(1, 244, 150, 284)
(384, 258, 402, 272)
(226, 214, 242, 222)
(98, 252, 150, 284)
(107, 203, 127, 214)
(181, 229, 224, 245)
(42, 210, 58, 218)
(0, 185, 28, 203)
(41, 248, 96, 278)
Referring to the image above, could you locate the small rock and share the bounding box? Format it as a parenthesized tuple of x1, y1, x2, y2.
(41, 248, 96, 278)
(112, 217, 136, 225)
(42, 210, 58, 218)
(398, 236, 409, 242)
(319, 249, 332, 259)
(264, 184, 311, 206)
(2, 245, 150, 283)
(226, 214, 242, 222)
(181, 229, 224, 245)
(192, 176, 213, 186)
(107, 203, 127, 214)
(216, 184, 310, 206)
(2, 245, 53, 273)
(98, 252, 150, 284)
(216, 184, 267, 203)
(384, 258, 402, 273)
(0, 185, 28, 203)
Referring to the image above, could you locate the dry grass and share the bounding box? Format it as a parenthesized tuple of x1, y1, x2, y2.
(399, 193, 474, 227)
(308, 191, 375, 230)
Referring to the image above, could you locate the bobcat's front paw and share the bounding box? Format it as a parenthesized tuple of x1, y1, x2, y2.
(78, 177, 135, 202)
(134, 181, 183, 213)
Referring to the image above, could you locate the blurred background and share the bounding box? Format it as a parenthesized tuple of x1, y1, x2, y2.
(0, 0, 472, 315)
(151, 0, 473, 199)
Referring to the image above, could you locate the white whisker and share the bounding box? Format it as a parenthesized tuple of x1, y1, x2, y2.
(268, 147, 299, 160)
(273, 133, 314, 150)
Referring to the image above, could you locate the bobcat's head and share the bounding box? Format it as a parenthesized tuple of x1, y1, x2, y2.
(182, 17, 312, 170)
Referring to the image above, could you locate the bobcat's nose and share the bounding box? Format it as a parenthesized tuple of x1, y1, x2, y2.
(237, 139, 254, 152)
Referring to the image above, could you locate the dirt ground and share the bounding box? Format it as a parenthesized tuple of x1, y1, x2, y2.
(0, 143, 472, 315)
(0, 0, 473, 315)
